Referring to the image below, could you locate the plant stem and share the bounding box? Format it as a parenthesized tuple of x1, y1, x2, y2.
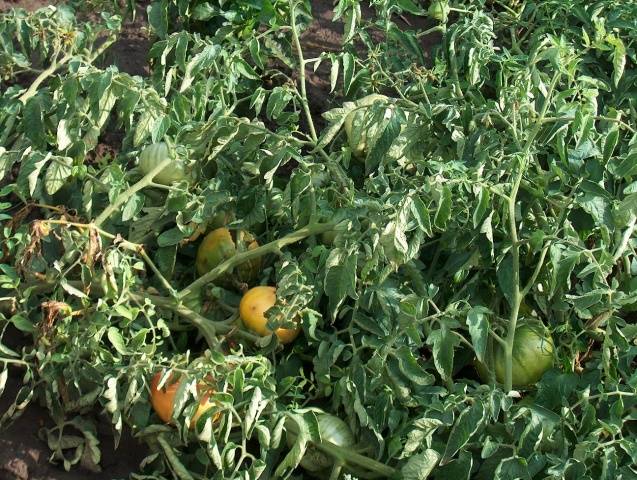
(94, 157, 172, 227)
(520, 243, 550, 298)
(503, 71, 560, 392)
(177, 222, 336, 299)
(541, 115, 636, 133)
(571, 390, 636, 410)
(290, 1, 318, 143)
(19, 52, 73, 104)
(130, 291, 262, 347)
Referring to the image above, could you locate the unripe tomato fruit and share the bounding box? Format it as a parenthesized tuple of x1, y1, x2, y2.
(287, 413, 355, 472)
(344, 94, 391, 158)
(139, 142, 187, 185)
(476, 323, 555, 388)
(195, 228, 261, 285)
(149, 372, 218, 428)
(428, 0, 449, 22)
(239, 286, 300, 344)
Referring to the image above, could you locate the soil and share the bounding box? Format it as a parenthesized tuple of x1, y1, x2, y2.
(0, 1, 437, 478)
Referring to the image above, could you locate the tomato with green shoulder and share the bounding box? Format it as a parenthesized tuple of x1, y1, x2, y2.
(195, 228, 261, 285)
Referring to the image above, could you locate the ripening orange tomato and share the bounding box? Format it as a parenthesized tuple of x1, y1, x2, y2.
(149, 372, 219, 428)
(239, 286, 300, 344)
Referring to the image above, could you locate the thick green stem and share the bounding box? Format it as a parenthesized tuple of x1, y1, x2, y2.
(503, 71, 560, 392)
(290, 1, 318, 143)
(19, 53, 73, 104)
(178, 222, 336, 299)
(94, 158, 172, 227)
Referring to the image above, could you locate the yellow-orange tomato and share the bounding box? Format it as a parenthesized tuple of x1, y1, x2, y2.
(239, 286, 300, 344)
(195, 228, 261, 285)
(149, 372, 218, 428)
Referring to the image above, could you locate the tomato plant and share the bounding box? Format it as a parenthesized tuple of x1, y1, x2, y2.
(1, 0, 637, 478)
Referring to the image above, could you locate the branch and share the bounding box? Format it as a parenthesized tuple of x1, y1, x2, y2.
(94, 157, 172, 227)
(290, 1, 318, 143)
(177, 222, 336, 299)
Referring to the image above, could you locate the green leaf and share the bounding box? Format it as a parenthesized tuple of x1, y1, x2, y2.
(411, 196, 433, 236)
(122, 193, 144, 222)
(266, 87, 293, 120)
(602, 128, 619, 163)
(402, 449, 440, 480)
(497, 254, 514, 307)
(23, 96, 45, 148)
(17, 151, 49, 197)
(473, 187, 490, 228)
(157, 227, 186, 247)
(606, 35, 626, 87)
(107, 327, 129, 355)
(147, 0, 168, 38)
(324, 249, 358, 319)
(434, 186, 452, 230)
(249, 38, 264, 70)
(396, 0, 426, 14)
(426, 325, 456, 381)
(10, 314, 36, 333)
(57, 119, 73, 150)
(394, 346, 435, 386)
(442, 400, 486, 462)
(342, 52, 354, 95)
(366, 114, 401, 174)
(466, 306, 489, 363)
(192, 2, 217, 20)
(494, 456, 531, 480)
(45, 156, 73, 195)
(330, 55, 340, 93)
(611, 152, 637, 179)
(235, 58, 260, 80)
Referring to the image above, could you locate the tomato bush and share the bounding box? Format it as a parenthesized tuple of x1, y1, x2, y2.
(1, 0, 636, 479)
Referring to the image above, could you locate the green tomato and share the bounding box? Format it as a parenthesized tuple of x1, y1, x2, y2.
(343, 94, 392, 158)
(139, 142, 187, 185)
(477, 323, 555, 388)
(428, 0, 449, 22)
(288, 413, 355, 473)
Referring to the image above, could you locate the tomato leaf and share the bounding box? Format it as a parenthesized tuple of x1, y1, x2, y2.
(466, 306, 490, 363)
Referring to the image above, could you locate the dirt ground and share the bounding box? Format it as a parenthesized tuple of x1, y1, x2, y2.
(0, 1, 436, 478)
